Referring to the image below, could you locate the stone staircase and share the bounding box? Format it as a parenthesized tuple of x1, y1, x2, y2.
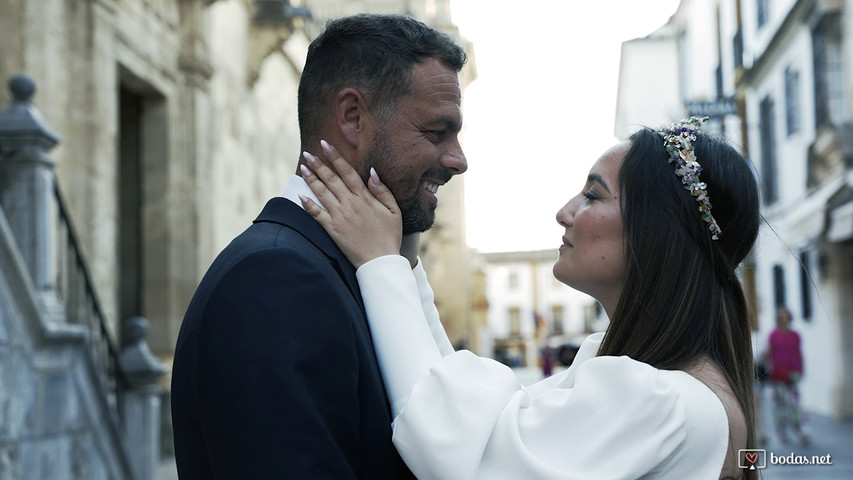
(0, 74, 165, 480)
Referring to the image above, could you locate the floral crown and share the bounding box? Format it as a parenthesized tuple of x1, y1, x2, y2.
(657, 116, 722, 241)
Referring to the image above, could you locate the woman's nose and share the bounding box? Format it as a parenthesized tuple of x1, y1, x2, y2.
(556, 199, 575, 227)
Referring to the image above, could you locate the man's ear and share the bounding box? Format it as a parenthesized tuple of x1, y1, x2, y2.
(335, 88, 373, 149)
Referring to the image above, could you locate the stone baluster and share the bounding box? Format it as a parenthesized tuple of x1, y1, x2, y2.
(0, 74, 61, 303)
(119, 316, 167, 480)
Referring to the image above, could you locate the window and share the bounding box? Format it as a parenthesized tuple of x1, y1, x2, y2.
(757, 0, 768, 28)
(813, 13, 844, 128)
(550, 305, 564, 335)
(508, 307, 521, 336)
(583, 303, 602, 332)
(799, 250, 812, 321)
(715, 63, 724, 99)
(772, 264, 786, 308)
(759, 96, 778, 203)
(583, 305, 594, 332)
(733, 27, 744, 69)
(744, 260, 759, 330)
(508, 271, 519, 289)
(784, 67, 800, 135)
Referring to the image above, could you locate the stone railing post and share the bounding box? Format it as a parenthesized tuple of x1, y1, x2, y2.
(0, 74, 61, 300)
(119, 316, 167, 480)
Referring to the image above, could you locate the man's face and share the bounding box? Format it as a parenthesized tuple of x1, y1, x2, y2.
(365, 58, 467, 235)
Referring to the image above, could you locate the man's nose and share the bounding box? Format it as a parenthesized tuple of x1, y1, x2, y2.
(441, 141, 467, 174)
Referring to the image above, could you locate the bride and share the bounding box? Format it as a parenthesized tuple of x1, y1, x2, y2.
(299, 118, 759, 480)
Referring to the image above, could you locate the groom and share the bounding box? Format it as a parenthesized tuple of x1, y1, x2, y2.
(171, 13, 467, 479)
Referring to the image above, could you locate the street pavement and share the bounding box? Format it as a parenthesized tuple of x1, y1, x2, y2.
(756, 410, 853, 479)
(754, 387, 853, 479)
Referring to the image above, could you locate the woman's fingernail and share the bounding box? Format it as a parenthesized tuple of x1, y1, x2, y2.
(298, 193, 309, 203)
(320, 139, 333, 155)
(302, 151, 317, 164)
(369, 167, 380, 185)
(300, 164, 313, 177)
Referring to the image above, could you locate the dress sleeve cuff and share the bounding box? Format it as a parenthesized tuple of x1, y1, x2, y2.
(357, 255, 444, 417)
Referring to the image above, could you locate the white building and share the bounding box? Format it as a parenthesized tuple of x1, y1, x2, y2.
(478, 250, 602, 368)
(614, 0, 739, 141)
(616, 0, 853, 419)
(725, 0, 853, 419)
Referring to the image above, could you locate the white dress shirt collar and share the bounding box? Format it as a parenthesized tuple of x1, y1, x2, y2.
(281, 174, 325, 211)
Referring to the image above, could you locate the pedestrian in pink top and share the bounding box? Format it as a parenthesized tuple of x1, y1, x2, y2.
(766, 306, 808, 444)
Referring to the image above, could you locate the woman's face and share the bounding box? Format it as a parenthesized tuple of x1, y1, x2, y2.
(553, 142, 629, 314)
(776, 308, 792, 329)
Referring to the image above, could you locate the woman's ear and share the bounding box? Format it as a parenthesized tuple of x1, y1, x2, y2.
(335, 88, 373, 149)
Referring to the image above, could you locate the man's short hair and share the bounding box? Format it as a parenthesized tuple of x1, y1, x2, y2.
(297, 13, 467, 147)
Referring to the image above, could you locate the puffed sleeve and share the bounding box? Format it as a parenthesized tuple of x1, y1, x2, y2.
(357, 257, 690, 480)
(393, 352, 688, 480)
(356, 255, 444, 417)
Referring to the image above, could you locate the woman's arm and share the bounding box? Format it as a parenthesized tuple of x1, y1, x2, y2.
(298, 142, 453, 406)
(298, 141, 692, 479)
(356, 255, 445, 416)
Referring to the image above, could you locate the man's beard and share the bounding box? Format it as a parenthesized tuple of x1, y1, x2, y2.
(398, 195, 435, 235)
(366, 133, 436, 235)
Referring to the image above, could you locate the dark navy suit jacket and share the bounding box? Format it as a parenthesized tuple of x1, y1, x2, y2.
(171, 197, 415, 479)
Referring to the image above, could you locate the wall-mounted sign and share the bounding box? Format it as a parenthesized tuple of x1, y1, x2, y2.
(687, 97, 736, 117)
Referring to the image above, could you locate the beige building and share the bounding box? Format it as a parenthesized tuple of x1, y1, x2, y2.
(478, 249, 602, 367)
(0, 0, 476, 475)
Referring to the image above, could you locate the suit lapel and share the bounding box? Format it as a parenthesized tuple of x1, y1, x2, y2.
(254, 197, 364, 310)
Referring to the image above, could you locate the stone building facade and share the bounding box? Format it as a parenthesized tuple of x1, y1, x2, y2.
(1, 0, 475, 358)
(0, 0, 475, 477)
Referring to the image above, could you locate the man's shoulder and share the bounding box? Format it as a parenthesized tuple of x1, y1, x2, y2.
(209, 220, 328, 283)
(186, 209, 331, 303)
(179, 219, 345, 333)
(234, 216, 315, 252)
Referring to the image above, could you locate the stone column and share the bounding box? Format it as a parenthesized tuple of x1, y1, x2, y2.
(119, 316, 167, 480)
(0, 74, 60, 295)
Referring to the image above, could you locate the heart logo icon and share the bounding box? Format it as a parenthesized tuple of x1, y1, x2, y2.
(745, 452, 758, 464)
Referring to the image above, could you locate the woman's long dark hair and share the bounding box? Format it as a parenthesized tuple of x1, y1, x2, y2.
(598, 128, 760, 478)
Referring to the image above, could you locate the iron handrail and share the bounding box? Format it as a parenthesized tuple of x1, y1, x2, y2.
(53, 180, 129, 393)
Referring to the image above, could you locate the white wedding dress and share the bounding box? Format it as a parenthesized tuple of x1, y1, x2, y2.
(357, 255, 730, 480)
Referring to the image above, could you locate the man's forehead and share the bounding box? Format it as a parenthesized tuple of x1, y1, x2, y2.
(410, 59, 461, 92)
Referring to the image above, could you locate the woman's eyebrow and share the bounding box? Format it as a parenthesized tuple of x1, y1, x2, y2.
(587, 173, 612, 194)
